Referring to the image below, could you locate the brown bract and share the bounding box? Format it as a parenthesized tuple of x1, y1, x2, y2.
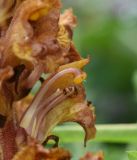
(12, 142, 71, 160)
(0, 66, 14, 117)
(0, 0, 80, 70)
(13, 94, 33, 121)
(80, 151, 104, 160)
(0, 0, 96, 159)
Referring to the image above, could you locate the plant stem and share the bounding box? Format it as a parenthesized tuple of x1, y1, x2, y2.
(53, 124, 137, 144)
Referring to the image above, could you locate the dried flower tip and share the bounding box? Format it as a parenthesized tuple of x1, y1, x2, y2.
(80, 151, 104, 160)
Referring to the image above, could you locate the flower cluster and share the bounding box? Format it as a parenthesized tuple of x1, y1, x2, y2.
(0, 0, 96, 159)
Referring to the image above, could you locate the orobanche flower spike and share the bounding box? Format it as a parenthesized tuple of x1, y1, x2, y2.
(0, 0, 96, 160)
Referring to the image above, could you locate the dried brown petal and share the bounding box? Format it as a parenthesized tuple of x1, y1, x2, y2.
(1, 0, 61, 67)
(59, 9, 77, 29)
(57, 25, 71, 50)
(57, 9, 76, 54)
(0, 67, 14, 117)
(80, 151, 104, 160)
(0, 66, 13, 85)
(0, 0, 23, 27)
(0, 0, 82, 73)
(14, 94, 33, 121)
(67, 43, 81, 62)
(12, 145, 37, 160)
(12, 143, 71, 160)
(58, 59, 89, 71)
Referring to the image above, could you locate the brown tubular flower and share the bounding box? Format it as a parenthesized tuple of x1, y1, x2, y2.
(19, 60, 96, 146)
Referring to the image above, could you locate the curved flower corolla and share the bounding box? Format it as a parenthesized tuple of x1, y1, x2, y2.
(19, 61, 96, 145)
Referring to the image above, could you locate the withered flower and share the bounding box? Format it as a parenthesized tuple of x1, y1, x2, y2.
(19, 61, 96, 145)
(12, 140, 71, 160)
(0, 0, 96, 160)
(80, 151, 104, 160)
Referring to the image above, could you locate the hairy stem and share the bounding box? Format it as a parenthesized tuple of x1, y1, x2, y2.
(53, 124, 137, 143)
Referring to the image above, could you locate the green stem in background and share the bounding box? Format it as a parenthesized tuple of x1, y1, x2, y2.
(53, 124, 137, 143)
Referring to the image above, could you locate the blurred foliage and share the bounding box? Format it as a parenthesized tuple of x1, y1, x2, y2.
(52, 124, 137, 160)
(53, 124, 137, 144)
(132, 71, 137, 101)
(60, 143, 127, 160)
(127, 151, 137, 160)
(62, 0, 137, 123)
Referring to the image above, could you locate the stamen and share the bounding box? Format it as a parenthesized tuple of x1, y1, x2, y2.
(34, 92, 68, 139)
(29, 86, 76, 140)
(63, 86, 75, 96)
(36, 89, 63, 115)
(28, 89, 63, 133)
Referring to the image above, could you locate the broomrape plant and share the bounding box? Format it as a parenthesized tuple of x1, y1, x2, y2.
(1, 1, 135, 160)
(0, 0, 97, 159)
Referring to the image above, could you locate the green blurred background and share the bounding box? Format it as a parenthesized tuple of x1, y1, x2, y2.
(59, 0, 137, 159)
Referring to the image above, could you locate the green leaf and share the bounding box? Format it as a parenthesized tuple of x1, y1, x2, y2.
(127, 151, 137, 160)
